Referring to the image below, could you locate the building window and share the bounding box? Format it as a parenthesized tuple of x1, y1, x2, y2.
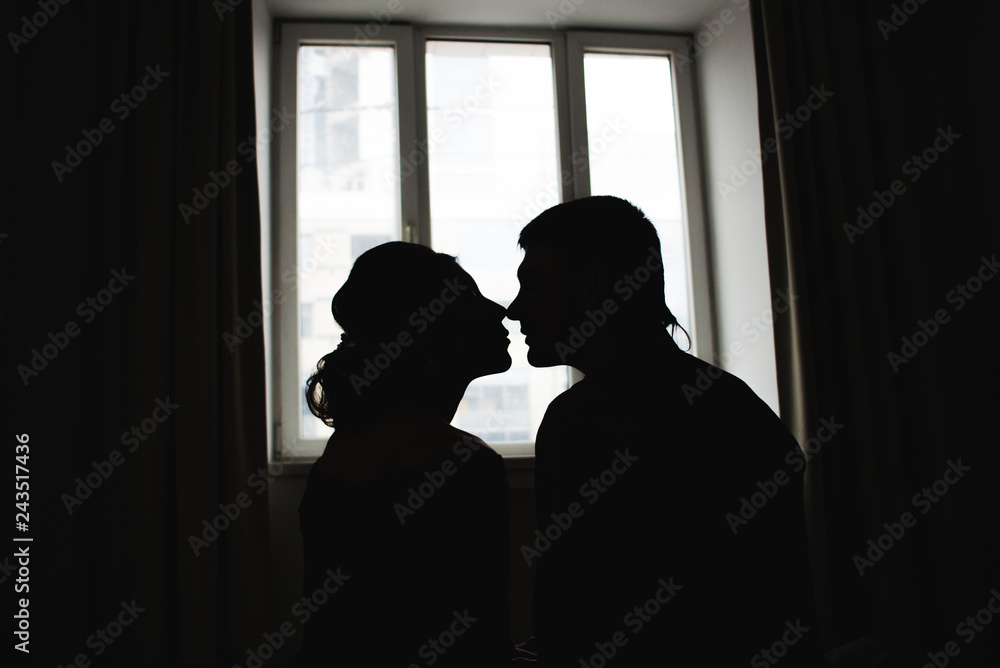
(275, 24, 710, 460)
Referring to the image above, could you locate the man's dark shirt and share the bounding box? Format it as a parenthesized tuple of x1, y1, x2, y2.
(532, 335, 826, 667)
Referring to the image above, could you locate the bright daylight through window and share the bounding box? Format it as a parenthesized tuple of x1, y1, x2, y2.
(276, 26, 707, 460)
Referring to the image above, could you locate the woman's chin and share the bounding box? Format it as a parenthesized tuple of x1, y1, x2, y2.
(474, 350, 513, 378)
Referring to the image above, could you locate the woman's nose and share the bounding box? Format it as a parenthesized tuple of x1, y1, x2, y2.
(487, 298, 507, 320)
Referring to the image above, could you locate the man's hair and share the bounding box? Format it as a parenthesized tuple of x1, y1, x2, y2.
(518, 195, 687, 342)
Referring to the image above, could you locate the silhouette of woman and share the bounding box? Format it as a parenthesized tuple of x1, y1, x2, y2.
(290, 242, 516, 667)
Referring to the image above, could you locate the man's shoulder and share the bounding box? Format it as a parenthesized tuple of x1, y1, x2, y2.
(664, 350, 776, 414)
(538, 350, 794, 450)
(536, 382, 610, 443)
(549, 348, 770, 413)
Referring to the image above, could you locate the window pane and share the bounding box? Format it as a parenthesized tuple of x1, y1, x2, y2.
(584, 53, 692, 344)
(425, 40, 568, 450)
(297, 45, 401, 439)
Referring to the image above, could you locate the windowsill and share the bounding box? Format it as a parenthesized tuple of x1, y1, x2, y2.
(269, 454, 537, 488)
(504, 455, 536, 489)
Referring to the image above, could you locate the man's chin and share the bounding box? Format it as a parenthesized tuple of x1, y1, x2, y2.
(526, 346, 565, 368)
(496, 353, 513, 374)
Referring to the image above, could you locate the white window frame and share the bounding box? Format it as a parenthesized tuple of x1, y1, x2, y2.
(565, 30, 713, 357)
(271, 22, 713, 464)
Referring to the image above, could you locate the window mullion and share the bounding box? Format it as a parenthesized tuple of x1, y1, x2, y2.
(396, 27, 423, 246)
(562, 31, 591, 201)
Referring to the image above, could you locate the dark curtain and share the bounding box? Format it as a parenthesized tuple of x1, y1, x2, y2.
(4, 1, 272, 665)
(751, 0, 1000, 663)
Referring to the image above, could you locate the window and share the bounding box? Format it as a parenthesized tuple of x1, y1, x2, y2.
(275, 25, 710, 460)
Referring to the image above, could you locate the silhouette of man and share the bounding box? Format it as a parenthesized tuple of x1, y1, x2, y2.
(507, 196, 827, 667)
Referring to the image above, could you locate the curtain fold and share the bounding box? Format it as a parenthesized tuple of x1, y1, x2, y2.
(751, 0, 1000, 660)
(7, 1, 271, 665)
